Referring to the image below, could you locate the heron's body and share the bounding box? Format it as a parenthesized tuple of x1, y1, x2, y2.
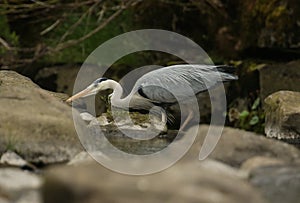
(67, 64, 238, 131)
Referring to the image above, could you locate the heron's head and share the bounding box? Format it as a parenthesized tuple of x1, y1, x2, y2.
(66, 78, 110, 103)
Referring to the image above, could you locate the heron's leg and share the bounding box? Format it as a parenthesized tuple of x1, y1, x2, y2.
(161, 109, 167, 124)
(179, 108, 194, 132)
(157, 108, 168, 133)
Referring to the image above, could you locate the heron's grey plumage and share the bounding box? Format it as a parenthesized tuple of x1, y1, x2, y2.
(134, 64, 237, 104)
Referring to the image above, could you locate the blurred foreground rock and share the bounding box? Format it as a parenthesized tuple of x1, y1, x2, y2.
(41, 125, 300, 203)
(185, 125, 300, 167)
(42, 160, 266, 203)
(0, 168, 41, 203)
(264, 91, 300, 140)
(0, 71, 83, 165)
(250, 165, 300, 203)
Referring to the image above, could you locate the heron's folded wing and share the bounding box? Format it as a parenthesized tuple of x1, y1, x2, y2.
(135, 64, 231, 103)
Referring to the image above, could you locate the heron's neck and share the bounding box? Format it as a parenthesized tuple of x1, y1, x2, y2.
(108, 80, 128, 108)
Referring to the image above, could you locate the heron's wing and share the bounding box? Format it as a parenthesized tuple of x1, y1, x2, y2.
(135, 64, 237, 103)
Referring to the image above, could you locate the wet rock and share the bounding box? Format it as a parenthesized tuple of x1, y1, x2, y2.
(81, 124, 173, 155)
(264, 91, 300, 140)
(42, 160, 267, 203)
(80, 112, 96, 122)
(0, 168, 42, 203)
(249, 165, 300, 203)
(185, 125, 300, 167)
(96, 115, 110, 126)
(0, 71, 83, 165)
(259, 60, 300, 100)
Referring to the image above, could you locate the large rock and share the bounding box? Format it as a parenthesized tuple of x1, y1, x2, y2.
(34, 65, 108, 116)
(42, 159, 267, 203)
(0, 168, 42, 203)
(42, 124, 300, 203)
(259, 60, 300, 100)
(264, 91, 300, 140)
(240, 156, 285, 173)
(249, 165, 300, 203)
(34, 65, 79, 95)
(184, 125, 300, 167)
(0, 71, 83, 164)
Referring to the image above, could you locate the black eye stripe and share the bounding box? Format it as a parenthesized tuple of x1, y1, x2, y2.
(94, 77, 107, 84)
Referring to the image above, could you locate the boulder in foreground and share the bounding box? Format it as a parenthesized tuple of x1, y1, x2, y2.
(0, 71, 83, 165)
(42, 159, 267, 203)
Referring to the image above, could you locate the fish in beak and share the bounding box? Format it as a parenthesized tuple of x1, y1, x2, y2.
(66, 85, 98, 103)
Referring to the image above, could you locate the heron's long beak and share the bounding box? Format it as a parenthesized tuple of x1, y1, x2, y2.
(66, 86, 96, 103)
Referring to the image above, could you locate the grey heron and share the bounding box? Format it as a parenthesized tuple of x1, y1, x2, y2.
(67, 64, 238, 131)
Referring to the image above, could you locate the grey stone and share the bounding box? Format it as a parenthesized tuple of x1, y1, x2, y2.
(0, 168, 41, 203)
(0, 151, 27, 167)
(250, 165, 300, 203)
(259, 60, 300, 100)
(34, 65, 107, 116)
(0, 71, 83, 165)
(264, 91, 300, 139)
(240, 156, 285, 173)
(42, 159, 267, 203)
(185, 125, 300, 167)
(34, 65, 79, 95)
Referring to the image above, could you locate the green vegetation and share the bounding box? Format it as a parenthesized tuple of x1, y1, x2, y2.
(4, 136, 18, 151)
(42, 9, 135, 64)
(229, 96, 265, 134)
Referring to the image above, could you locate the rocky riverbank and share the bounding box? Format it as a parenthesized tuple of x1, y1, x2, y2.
(0, 70, 300, 203)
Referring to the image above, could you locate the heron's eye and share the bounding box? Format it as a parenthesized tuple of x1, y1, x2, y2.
(93, 83, 98, 88)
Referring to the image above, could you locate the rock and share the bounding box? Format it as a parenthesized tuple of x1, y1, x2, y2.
(96, 115, 110, 126)
(46, 91, 69, 102)
(0, 151, 27, 167)
(82, 124, 173, 155)
(34, 64, 108, 116)
(79, 112, 96, 122)
(184, 125, 300, 167)
(42, 160, 267, 203)
(67, 151, 109, 166)
(259, 60, 300, 100)
(170, 84, 230, 125)
(0, 197, 9, 203)
(249, 165, 300, 203)
(240, 156, 285, 173)
(0, 151, 37, 170)
(34, 65, 79, 95)
(264, 91, 300, 139)
(0, 71, 83, 165)
(0, 168, 42, 203)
